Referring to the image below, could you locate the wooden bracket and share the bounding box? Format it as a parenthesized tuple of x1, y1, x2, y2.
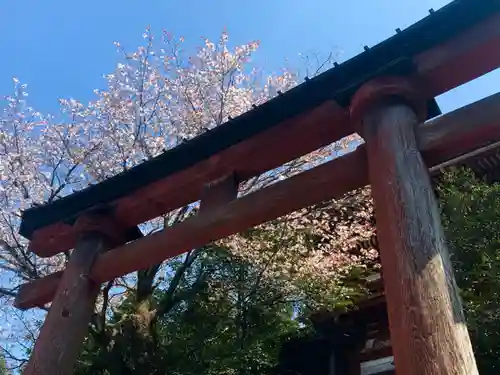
(199, 173, 239, 213)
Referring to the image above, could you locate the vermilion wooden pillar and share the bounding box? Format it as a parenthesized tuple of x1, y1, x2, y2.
(23, 214, 127, 375)
(350, 77, 478, 375)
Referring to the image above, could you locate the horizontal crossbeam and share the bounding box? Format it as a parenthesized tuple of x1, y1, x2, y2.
(25, 10, 500, 258)
(15, 92, 500, 310)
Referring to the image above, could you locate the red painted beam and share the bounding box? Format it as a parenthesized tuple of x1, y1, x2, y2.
(15, 92, 500, 310)
(29, 12, 500, 258)
(15, 271, 63, 310)
(16, 148, 368, 309)
(418, 92, 500, 163)
(415, 13, 500, 97)
(29, 102, 349, 257)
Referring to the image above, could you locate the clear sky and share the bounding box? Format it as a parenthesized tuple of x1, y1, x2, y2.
(0, 0, 499, 368)
(1, 0, 498, 117)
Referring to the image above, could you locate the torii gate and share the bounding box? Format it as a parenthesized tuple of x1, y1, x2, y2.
(13, 1, 500, 374)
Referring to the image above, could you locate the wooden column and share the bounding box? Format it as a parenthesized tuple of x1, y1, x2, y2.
(23, 214, 127, 375)
(350, 77, 478, 375)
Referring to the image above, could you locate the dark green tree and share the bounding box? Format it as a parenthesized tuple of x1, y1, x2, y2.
(0, 354, 8, 375)
(438, 167, 500, 373)
(73, 189, 374, 375)
(75, 245, 304, 375)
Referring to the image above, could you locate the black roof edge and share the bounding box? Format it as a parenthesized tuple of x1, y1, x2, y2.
(19, 0, 500, 239)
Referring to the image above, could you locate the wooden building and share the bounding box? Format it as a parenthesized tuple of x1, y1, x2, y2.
(345, 144, 500, 375)
(12, 1, 500, 374)
(287, 142, 500, 375)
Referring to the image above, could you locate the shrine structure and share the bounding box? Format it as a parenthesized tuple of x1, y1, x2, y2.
(13, 0, 500, 374)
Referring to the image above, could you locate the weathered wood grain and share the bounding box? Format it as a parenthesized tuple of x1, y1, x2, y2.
(362, 102, 478, 375)
(22, 233, 109, 375)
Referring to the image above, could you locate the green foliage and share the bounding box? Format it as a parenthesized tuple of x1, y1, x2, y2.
(438, 167, 500, 373)
(75, 246, 306, 375)
(72, 166, 500, 375)
(0, 354, 8, 375)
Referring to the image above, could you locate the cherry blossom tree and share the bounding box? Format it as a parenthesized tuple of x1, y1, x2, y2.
(0, 29, 367, 371)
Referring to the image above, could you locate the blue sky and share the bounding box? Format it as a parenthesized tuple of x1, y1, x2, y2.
(1, 0, 498, 116)
(0, 0, 498, 368)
